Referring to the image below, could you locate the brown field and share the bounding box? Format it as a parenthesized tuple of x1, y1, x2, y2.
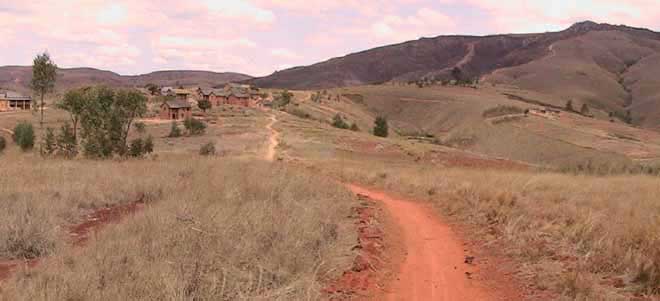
(2, 82, 660, 300)
(273, 104, 660, 299)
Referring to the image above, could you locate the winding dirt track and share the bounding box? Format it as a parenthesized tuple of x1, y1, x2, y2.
(347, 184, 518, 301)
(265, 114, 279, 161)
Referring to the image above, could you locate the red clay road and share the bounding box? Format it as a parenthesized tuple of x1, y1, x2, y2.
(347, 184, 520, 301)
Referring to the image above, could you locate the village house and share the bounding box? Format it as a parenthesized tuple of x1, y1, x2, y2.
(0, 91, 32, 111)
(195, 84, 264, 108)
(160, 100, 192, 120)
(173, 89, 191, 101)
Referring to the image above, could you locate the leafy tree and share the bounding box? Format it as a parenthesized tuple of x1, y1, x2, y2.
(145, 83, 159, 95)
(41, 127, 57, 156)
(451, 67, 463, 82)
(31, 52, 58, 128)
(274, 90, 293, 109)
(198, 99, 212, 113)
(0, 136, 5, 153)
(373, 116, 389, 138)
(57, 88, 87, 141)
(57, 122, 78, 158)
(565, 100, 574, 112)
(128, 138, 144, 158)
(350, 122, 359, 132)
(580, 103, 590, 115)
(78, 86, 148, 158)
(168, 121, 182, 137)
(199, 142, 216, 156)
(184, 118, 206, 136)
(331, 113, 349, 129)
(13, 121, 35, 151)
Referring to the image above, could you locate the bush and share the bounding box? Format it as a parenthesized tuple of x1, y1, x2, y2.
(168, 121, 182, 138)
(198, 99, 212, 112)
(373, 116, 389, 138)
(128, 138, 144, 158)
(288, 108, 310, 119)
(350, 122, 359, 131)
(184, 118, 206, 136)
(332, 114, 349, 129)
(41, 128, 57, 156)
(0, 136, 6, 153)
(13, 122, 35, 151)
(143, 136, 154, 154)
(482, 105, 524, 118)
(57, 122, 78, 159)
(199, 142, 216, 156)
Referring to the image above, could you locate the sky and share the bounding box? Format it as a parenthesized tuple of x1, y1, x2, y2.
(1, 0, 658, 77)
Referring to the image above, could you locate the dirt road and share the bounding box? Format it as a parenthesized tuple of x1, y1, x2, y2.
(347, 184, 518, 301)
(265, 114, 279, 161)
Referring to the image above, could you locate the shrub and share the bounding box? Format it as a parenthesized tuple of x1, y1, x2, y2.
(41, 128, 57, 156)
(13, 122, 35, 151)
(482, 105, 524, 118)
(566, 100, 575, 112)
(350, 122, 359, 131)
(143, 136, 154, 154)
(57, 122, 78, 159)
(373, 116, 389, 138)
(0, 136, 6, 153)
(199, 142, 216, 156)
(288, 108, 310, 119)
(128, 138, 144, 158)
(168, 121, 182, 138)
(184, 118, 206, 136)
(134, 122, 146, 134)
(332, 114, 349, 129)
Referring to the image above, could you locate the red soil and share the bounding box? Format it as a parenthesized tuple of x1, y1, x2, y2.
(0, 200, 145, 282)
(323, 194, 389, 300)
(345, 184, 524, 301)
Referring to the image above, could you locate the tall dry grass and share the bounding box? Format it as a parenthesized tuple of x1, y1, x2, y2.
(1, 156, 356, 300)
(320, 160, 660, 299)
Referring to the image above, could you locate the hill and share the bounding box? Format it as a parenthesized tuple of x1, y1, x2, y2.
(0, 66, 252, 94)
(250, 21, 660, 128)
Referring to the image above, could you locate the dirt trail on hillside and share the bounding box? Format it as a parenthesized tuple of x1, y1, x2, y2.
(347, 184, 521, 301)
(265, 114, 279, 161)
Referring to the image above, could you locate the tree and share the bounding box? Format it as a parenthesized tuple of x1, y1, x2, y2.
(198, 99, 212, 113)
(184, 117, 206, 136)
(57, 88, 87, 141)
(13, 121, 35, 151)
(274, 90, 293, 109)
(78, 86, 148, 158)
(451, 67, 463, 82)
(31, 52, 58, 128)
(565, 100, 574, 112)
(41, 127, 57, 156)
(332, 113, 349, 129)
(580, 103, 590, 115)
(373, 116, 389, 138)
(145, 83, 159, 95)
(57, 122, 78, 158)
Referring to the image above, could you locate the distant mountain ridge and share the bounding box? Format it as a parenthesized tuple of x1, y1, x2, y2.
(249, 21, 660, 129)
(0, 66, 252, 94)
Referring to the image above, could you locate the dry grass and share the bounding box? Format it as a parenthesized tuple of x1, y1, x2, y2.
(321, 161, 660, 299)
(0, 157, 356, 300)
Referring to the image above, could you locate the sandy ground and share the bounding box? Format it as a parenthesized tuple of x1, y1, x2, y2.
(347, 184, 522, 301)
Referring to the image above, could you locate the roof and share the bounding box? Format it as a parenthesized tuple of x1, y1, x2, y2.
(173, 89, 191, 95)
(199, 88, 213, 96)
(0, 91, 31, 101)
(163, 100, 191, 109)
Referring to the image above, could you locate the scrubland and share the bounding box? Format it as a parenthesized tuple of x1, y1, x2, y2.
(0, 155, 356, 300)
